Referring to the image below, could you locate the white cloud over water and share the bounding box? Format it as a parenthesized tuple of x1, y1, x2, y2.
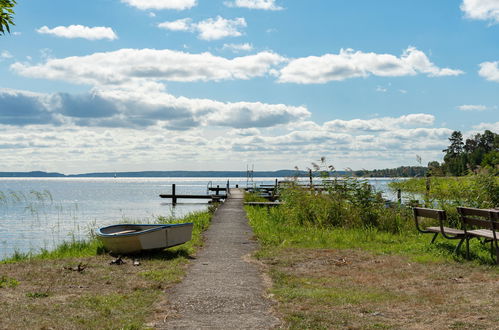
(36, 25, 118, 41)
(278, 47, 463, 84)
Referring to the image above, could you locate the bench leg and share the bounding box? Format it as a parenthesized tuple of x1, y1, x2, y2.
(465, 237, 470, 260)
(454, 237, 465, 254)
(430, 232, 438, 244)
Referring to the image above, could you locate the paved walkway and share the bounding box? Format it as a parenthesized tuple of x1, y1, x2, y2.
(154, 189, 281, 329)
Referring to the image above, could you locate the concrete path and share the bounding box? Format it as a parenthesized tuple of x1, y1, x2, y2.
(154, 189, 281, 329)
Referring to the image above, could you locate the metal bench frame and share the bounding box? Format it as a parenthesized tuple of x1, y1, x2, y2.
(413, 207, 465, 253)
(457, 207, 499, 264)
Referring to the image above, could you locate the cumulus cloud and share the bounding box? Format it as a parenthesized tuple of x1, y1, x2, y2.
(11, 49, 285, 89)
(222, 43, 253, 52)
(0, 88, 309, 130)
(479, 61, 499, 82)
(121, 0, 197, 10)
(323, 114, 435, 132)
(278, 47, 463, 84)
(457, 104, 491, 111)
(158, 16, 247, 40)
(0, 89, 60, 126)
(1, 50, 13, 59)
(224, 0, 283, 10)
(158, 18, 192, 31)
(36, 25, 118, 41)
(461, 0, 499, 23)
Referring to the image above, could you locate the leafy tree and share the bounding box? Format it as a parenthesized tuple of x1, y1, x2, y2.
(0, 0, 16, 35)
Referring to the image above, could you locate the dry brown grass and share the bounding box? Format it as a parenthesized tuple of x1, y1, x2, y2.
(262, 248, 499, 329)
(0, 252, 189, 329)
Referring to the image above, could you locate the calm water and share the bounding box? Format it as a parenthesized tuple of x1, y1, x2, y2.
(0, 177, 397, 260)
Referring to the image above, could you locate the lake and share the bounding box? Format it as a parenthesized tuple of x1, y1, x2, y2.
(0, 177, 398, 260)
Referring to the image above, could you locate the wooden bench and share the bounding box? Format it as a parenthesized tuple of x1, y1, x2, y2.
(457, 207, 499, 264)
(413, 207, 465, 253)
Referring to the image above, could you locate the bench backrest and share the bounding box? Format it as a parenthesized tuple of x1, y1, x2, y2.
(457, 207, 498, 231)
(413, 207, 446, 233)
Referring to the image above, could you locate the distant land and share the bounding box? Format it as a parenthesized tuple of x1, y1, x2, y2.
(0, 166, 428, 178)
(0, 170, 348, 178)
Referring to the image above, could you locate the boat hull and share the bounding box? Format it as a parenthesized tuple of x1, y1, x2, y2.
(96, 223, 193, 254)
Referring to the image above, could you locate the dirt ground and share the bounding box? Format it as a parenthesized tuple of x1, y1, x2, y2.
(261, 248, 499, 329)
(0, 252, 187, 330)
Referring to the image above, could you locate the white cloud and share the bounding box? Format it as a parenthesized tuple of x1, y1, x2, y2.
(457, 104, 492, 111)
(472, 121, 499, 132)
(479, 61, 499, 82)
(121, 0, 197, 10)
(36, 25, 118, 41)
(159, 16, 247, 40)
(461, 0, 499, 23)
(0, 88, 309, 130)
(11, 49, 286, 89)
(224, 0, 283, 10)
(1, 50, 13, 59)
(158, 18, 192, 31)
(323, 114, 435, 132)
(278, 47, 463, 84)
(223, 43, 254, 52)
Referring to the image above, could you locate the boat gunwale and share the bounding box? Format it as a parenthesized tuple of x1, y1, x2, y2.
(96, 223, 193, 237)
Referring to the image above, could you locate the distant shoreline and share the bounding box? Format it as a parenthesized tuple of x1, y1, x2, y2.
(0, 170, 329, 178)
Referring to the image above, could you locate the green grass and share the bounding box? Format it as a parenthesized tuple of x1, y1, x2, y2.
(246, 202, 497, 265)
(2, 208, 213, 264)
(70, 290, 159, 329)
(0, 207, 216, 329)
(246, 202, 499, 329)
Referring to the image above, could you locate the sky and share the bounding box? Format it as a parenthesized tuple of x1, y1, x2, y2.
(0, 0, 498, 174)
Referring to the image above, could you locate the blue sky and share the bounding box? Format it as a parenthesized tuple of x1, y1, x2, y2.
(0, 0, 498, 174)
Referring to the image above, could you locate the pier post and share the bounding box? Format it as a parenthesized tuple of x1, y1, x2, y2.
(172, 184, 177, 205)
(397, 189, 401, 204)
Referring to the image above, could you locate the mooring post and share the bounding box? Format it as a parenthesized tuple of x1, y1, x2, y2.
(397, 189, 401, 204)
(227, 180, 230, 195)
(172, 184, 177, 204)
(216, 185, 220, 195)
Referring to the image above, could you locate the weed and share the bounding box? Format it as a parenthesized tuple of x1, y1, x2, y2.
(26, 292, 50, 298)
(0, 275, 19, 288)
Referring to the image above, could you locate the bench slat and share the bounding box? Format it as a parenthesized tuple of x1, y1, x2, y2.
(427, 226, 465, 236)
(467, 229, 498, 240)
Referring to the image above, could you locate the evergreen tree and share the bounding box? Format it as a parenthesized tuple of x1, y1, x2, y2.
(443, 131, 466, 175)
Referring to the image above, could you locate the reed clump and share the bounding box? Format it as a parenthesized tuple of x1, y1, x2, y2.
(275, 177, 413, 234)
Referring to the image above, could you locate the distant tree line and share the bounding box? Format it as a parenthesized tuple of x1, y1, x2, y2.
(354, 166, 428, 178)
(431, 129, 499, 176)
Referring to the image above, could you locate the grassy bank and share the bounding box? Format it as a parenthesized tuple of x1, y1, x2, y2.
(245, 180, 499, 328)
(0, 208, 214, 329)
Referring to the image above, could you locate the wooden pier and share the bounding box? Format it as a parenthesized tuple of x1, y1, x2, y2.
(159, 184, 227, 204)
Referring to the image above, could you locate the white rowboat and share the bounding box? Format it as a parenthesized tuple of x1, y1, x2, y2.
(96, 223, 193, 254)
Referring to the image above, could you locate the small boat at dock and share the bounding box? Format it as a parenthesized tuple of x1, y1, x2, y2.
(96, 223, 193, 254)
